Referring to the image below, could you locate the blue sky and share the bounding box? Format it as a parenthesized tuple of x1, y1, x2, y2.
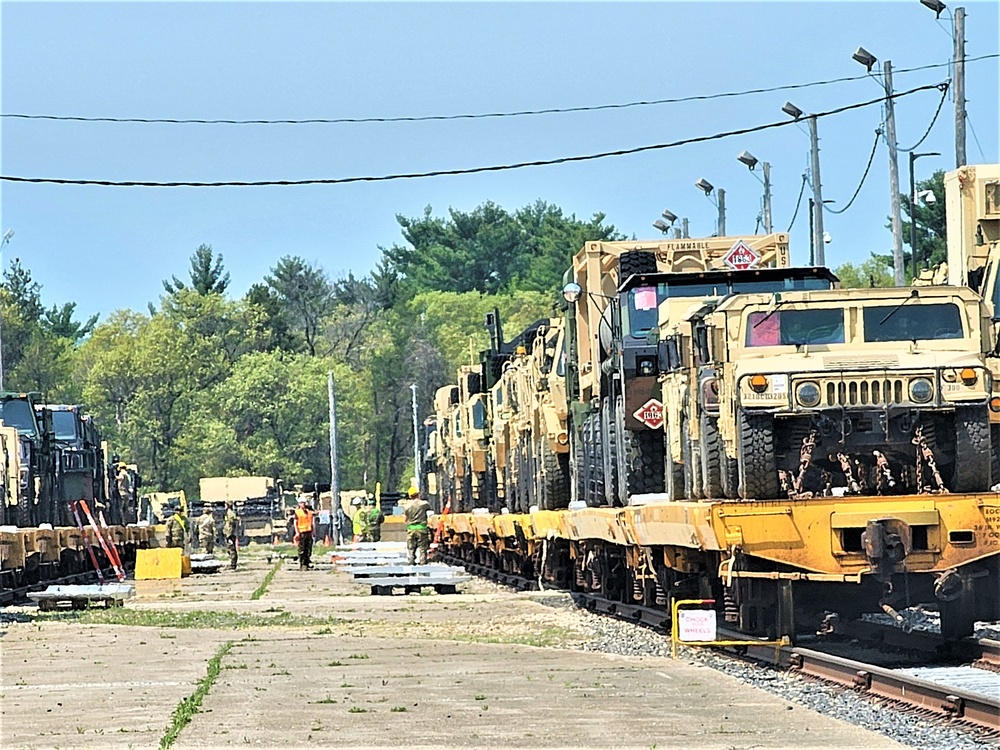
(2, 1, 997, 322)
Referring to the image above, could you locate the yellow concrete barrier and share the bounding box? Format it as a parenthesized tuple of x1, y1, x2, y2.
(135, 548, 190, 580)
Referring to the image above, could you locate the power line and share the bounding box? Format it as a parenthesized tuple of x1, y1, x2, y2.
(1, 55, 992, 126)
(897, 80, 950, 153)
(786, 174, 809, 233)
(0, 82, 945, 189)
(824, 128, 882, 215)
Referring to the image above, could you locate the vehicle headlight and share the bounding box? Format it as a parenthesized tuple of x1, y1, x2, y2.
(909, 377, 934, 404)
(637, 356, 657, 376)
(796, 381, 821, 408)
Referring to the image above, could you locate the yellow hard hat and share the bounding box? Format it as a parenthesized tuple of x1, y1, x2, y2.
(407, 487, 419, 498)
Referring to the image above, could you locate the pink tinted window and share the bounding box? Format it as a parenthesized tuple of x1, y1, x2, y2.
(633, 287, 657, 311)
(747, 312, 780, 346)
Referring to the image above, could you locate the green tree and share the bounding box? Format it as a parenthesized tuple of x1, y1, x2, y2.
(43, 302, 98, 342)
(834, 255, 894, 288)
(902, 169, 947, 271)
(265, 256, 335, 356)
(382, 200, 621, 297)
(163, 244, 231, 295)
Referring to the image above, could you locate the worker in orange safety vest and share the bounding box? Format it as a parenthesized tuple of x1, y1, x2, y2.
(293, 496, 316, 570)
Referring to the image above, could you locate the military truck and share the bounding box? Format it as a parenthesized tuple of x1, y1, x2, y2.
(707, 285, 993, 498)
(0, 424, 23, 527)
(560, 234, 791, 507)
(0, 392, 56, 527)
(40, 405, 116, 526)
(199, 476, 282, 545)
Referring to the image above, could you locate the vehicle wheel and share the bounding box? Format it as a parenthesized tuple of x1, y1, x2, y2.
(17, 493, 31, 528)
(624, 429, 665, 497)
(461, 468, 473, 512)
(541, 441, 570, 510)
(990, 424, 1000, 489)
(619, 250, 658, 279)
(701, 415, 724, 499)
(738, 411, 780, 500)
(953, 405, 991, 493)
(720, 447, 740, 499)
(664, 422, 684, 500)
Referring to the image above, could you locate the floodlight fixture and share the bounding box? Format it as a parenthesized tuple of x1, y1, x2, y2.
(661, 209, 678, 224)
(737, 150, 758, 169)
(781, 102, 803, 119)
(918, 189, 937, 204)
(695, 178, 714, 194)
(919, 0, 946, 19)
(852, 46, 878, 72)
(653, 219, 672, 234)
(1, 229, 13, 244)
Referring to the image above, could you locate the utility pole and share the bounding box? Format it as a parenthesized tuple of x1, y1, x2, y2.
(808, 198, 816, 266)
(883, 60, 905, 286)
(808, 116, 826, 267)
(681, 218, 690, 238)
(954, 6, 967, 167)
(327, 372, 340, 509)
(762, 162, 773, 234)
(410, 383, 421, 494)
(717, 188, 726, 236)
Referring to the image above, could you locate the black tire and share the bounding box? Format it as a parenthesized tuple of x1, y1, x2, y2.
(625, 429, 665, 497)
(461, 468, 473, 513)
(953, 405, 991, 493)
(541, 442, 571, 510)
(664, 422, 684, 501)
(700, 415, 723, 499)
(720, 447, 740, 499)
(991, 425, 1000, 489)
(738, 411, 780, 500)
(619, 250, 658, 280)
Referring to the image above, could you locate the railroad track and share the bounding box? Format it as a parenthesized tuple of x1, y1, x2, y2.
(442, 552, 1000, 737)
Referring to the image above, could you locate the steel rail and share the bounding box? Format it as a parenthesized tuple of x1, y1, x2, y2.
(439, 550, 1000, 735)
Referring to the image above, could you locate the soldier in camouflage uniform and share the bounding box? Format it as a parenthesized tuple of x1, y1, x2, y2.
(164, 507, 188, 550)
(366, 497, 385, 543)
(222, 500, 241, 571)
(197, 505, 217, 554)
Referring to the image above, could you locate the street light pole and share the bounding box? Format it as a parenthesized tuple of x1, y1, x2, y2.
(808, 117, 827, 266)
(954, 6, 967, 167)
(717, 188, 726, 236)
(0, 229, 13, 392)
(327, 372, 340, 510)
(410, 384, 421, 495)
(762, 162, 773, 233)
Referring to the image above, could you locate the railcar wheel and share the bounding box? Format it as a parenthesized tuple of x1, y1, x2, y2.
(953, 405, 991, 493)
(738, 411, 780, 500)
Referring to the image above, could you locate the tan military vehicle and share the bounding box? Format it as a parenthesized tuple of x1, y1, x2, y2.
(654, 267, 838, 500)
(455, 364, 494, 510)
(564, 234, 792, 507)
(0, 424, 23, 527)
(710, 285, 993, 498)
(431, 384, 461, 511)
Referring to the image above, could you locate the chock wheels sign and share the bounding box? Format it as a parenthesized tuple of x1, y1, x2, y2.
(632, 399, 664, 430)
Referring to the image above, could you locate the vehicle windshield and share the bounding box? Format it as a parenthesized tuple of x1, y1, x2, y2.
(625, 276, 832, 339)
(863, 303, 964, 342)
(0, 400, 38, 436)
(472, 397, 486, 430)
(627, 286, 660, 337)
(51, 410, 79, 441)
(746, 308, 846, 346)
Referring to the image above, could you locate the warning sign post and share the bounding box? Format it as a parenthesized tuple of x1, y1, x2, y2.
(670, 598, 789, 663)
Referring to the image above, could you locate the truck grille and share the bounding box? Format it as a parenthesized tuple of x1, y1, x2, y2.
(823, 378, 908, 407)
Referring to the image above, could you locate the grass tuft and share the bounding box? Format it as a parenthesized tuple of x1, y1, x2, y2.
(159, 640, 233, 749)
(250, 559, 283, 600)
